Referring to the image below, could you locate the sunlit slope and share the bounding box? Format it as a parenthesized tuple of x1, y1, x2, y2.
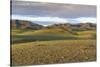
(11, 28, 96, 44)
(12, 28, 76, 43)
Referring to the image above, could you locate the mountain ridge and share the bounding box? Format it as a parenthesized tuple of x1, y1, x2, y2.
(11, 20, 96, 31)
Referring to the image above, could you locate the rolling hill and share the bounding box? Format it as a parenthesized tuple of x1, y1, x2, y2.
(11, 20, 96, 44)
(11, 20, 44, 30)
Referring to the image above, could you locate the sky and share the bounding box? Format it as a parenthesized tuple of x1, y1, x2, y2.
(11, 0, 97, 25)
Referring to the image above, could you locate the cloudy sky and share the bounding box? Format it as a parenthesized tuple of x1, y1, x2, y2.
(11, 0, 96, 25)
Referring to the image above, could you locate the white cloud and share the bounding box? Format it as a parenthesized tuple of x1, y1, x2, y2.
(12, 15, 96, 26)
(12, 15, 68, 23)
(75, 17, 96, 23)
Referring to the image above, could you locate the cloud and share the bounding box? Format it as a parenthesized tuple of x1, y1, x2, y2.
(11, 1, 96, 25)
(12, 15, 68, 22)
(12, 1, 96, 18)
(12, 15, 96, 25)
(75, 17, 96, 23)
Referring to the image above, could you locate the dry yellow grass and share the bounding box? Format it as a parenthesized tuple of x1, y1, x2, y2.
(11, 40, 96, 66)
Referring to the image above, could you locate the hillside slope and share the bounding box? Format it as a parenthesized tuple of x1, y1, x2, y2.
(11, 20, 44, 30)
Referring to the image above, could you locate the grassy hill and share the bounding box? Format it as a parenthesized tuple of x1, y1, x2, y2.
(11, 28, 76, 44)
(11, 27, 96, 44)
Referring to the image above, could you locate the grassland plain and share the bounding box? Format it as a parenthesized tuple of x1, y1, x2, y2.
(11, 40, 96, 66)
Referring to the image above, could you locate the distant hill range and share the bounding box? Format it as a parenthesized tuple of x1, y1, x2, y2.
(11, 20, 44, 30)
(47, 23, 96, 31)
(11, 20, 96, 30)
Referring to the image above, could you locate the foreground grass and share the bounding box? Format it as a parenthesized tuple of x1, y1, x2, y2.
(11, 40, 96, 66)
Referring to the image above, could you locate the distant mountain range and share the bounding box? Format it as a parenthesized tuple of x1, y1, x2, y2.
(11, 20, 44, 30)
(11, 20, 96, 30)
